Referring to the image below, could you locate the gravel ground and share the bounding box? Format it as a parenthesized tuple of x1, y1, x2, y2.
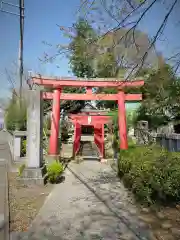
(9, 172, 53, 232)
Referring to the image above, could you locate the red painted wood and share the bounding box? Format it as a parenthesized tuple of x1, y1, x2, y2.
(118, 91, 128, 150)
(86, 87, 92, 94)
(73, 122, 81, 156)
(43, 92, 142, 101)
(49, 89, 61, 155)
(69, 115, 111, 125)
(101, 124, 105, 158)
(32, 77, 144, 88)
(125, 94, 142, 101)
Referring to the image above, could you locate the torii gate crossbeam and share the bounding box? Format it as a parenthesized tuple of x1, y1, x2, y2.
(43, 92, 142, 101)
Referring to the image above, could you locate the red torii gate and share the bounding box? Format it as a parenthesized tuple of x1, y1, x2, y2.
(69, 113, 111, 158)
(31, 76, 144, 156)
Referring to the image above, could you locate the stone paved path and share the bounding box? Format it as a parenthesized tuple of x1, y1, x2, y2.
(19, 161, 155, 240)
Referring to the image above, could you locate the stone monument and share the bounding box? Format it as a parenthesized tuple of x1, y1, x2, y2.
(19, 89, 44, 184)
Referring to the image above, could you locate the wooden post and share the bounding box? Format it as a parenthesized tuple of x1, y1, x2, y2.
(118, 90, 128, 149)
(102, 123, 105, 158)
(49, 89, 61, 155)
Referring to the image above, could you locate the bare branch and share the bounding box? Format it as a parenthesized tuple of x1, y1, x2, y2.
(126, 0, 178, 78)
(126, 0, 135, 9)
(5, 69, 16, 90)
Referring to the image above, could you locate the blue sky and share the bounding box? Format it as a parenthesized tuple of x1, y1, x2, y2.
(0, 0, 80, 97)
(0, 0, 179, 99)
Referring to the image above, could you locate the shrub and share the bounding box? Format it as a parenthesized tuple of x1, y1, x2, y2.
(46, 161, 64, 183)
(18, 163, 26, 176)
(61, 121, 69, 142)
(118, 144, 180, 204)
(5, 95, 27, 131)
(21, 138, 26, 157)
(43, 121, 49, 155)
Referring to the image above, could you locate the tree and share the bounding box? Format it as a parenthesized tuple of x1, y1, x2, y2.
(134, 64, 180, 129)
(78, 0, 179, 76)
(60, 18, 98, 113)
(69, 18, 97, 78)
(5, 90, 27, 131)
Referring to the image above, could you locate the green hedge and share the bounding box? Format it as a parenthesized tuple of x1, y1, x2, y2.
(118, 144, 180, 204)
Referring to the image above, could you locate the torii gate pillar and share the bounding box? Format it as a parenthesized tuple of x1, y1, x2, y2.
(49, 88, 61, 155)
(118, 90, 128, 149)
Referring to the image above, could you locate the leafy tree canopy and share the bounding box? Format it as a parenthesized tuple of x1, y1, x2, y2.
(135, 64, 180, 128)
(61, 18, 97, 113)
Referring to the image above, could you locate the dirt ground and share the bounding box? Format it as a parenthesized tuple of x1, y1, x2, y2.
(9, 172, 53, 232)
(138, 204, 180, 240)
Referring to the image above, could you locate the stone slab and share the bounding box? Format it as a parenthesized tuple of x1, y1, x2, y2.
(26, 89, 43, 168)
(13, 131, 27, 137)
(18, 166, 45, 185)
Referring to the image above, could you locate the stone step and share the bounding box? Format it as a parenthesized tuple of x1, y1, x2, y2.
(10, 232, 27, 240)
(80, 141, 99, 158)
(83, 156, 100, 161)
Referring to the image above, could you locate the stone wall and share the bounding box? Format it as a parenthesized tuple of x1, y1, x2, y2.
(6, 130, 27, 162)
(157, 123, 174, 134)
(6, 131, 14, 158)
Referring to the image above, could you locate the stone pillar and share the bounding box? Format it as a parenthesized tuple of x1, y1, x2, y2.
(136, 121, 149, 144)
(27, 89, 43, 168)
(118, 90, 128, 149)
(13, 135, 21, 160)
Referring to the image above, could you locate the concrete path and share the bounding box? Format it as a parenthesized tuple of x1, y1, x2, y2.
(19, 161, 155, 240)
(0, 131, 12, 165)
(0, 130, 11, 240)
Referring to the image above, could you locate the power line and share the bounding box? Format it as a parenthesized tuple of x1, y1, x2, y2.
(0, 1, 21, 16)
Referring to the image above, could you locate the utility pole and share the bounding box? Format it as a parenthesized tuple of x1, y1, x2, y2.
(19, 0, 24, 101)
(1, 1, 25, 101)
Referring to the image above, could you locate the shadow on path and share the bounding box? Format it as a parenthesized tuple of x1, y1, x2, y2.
(67, 165, 153, 240)
(18, 161, 155, 240)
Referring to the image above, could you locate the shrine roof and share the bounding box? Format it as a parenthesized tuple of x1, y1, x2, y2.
(79, 102, 107, 113)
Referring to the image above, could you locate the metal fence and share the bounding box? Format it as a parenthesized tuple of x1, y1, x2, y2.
(0, 123, 4, 130)
(156, 134, 180, 152)
(135, 122, 180, 152)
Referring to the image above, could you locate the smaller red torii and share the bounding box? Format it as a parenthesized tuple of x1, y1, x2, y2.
(31, 76, 144, 156)
(69, 113, 111, 158)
